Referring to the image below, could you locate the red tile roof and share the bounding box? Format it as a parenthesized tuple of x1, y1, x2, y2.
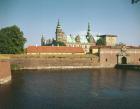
(27, 46, 84, 53)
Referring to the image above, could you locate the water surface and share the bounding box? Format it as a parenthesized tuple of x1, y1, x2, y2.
(0, 69, 140, 109)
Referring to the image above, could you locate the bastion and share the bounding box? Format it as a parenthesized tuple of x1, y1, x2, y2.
(0, 61, 11, 84)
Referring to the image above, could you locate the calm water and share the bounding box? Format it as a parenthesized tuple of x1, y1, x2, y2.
(0, 69, 140, 109)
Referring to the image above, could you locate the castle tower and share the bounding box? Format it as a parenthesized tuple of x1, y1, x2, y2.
(56, 19, 62, 34)
(41, 34, 45, 46)
(56, 19, 62, 41)
(86, 23, 95, 43)
(55, 19, 66, 43)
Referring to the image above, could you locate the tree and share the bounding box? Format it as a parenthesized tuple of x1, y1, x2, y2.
(96, 38, 106, 45)
(0, 25, 26, 54)
(132, 0, 140, 4)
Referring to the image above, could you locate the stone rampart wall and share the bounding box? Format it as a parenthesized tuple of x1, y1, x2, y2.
(10, 57, 100, 69)
(99, 48, 140, 67)
(0, 61, 11, 84)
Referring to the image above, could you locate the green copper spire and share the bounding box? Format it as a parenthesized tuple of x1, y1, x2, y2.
(58, 19, 60, 26)
(88, 22, 91, 32)
(57, 19, 61, 28)
(87, 22, 91, 35)
(86, 22, 95, 43)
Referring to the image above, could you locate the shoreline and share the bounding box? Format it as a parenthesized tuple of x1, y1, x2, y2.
(12, 65, 140, 70)
(0, 76, 11, 84)
(19, 65, 114, 70)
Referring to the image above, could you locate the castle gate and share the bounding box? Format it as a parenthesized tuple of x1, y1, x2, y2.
(121, 57, 127, 64)
(117, 46, 129, 65)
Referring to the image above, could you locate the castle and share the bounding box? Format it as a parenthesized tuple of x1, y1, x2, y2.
(41, 20, 117, 53)
(41, 20, 97, 53)
(27, 20, 140, 66)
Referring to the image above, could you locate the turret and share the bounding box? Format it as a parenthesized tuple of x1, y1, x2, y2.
(55, 19, 66, 43)
(56, 19, 62, 39)
(41, 34, 45, 46)
(86, 23, 95, 43)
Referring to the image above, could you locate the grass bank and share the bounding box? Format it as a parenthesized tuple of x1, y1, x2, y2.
(0, 55, 10, 60)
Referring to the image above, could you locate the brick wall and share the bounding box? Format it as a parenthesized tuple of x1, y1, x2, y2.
(10, 57, 100, 69)
(99, 48, 140, 67)
(128, 49, 140, 64)
(99, 48, 119, 67)
(0, 61, 11, 84)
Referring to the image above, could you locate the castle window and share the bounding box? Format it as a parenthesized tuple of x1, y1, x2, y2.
(139, 58, 140, 62)
(106, 58, 108, 62)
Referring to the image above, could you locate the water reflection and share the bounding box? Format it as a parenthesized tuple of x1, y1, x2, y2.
(119, 69, 127, 91)
(0, 69, 140, 109)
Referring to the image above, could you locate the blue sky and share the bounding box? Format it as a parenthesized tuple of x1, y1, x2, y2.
(0, 0, 140, 46)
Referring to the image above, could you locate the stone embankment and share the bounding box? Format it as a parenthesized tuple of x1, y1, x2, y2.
(10, 56, 100, 70)
(116, 64, 140, 70)
(0, 61, 11, 84)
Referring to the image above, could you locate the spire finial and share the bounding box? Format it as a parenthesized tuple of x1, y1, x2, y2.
(56, 19, 61, 29)
(58, 19, 60, 26)
(88, 22, 90, 31)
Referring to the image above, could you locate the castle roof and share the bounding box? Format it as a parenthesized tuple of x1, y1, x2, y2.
(67, 35, 89, 43)
(27, 46, 84, 54)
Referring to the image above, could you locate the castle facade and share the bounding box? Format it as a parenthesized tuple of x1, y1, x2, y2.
(41, 20, 96, 53)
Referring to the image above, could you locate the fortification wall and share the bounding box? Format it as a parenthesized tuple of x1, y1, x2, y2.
(127, 49, 140, 64)
(99, 48, 140, 67)
(0, 61, 11, 84)
(99, 48, 120, 67)
(10, 57, 100, 69)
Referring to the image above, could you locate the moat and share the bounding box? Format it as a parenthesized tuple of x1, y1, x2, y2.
(0, 69, 140, 109)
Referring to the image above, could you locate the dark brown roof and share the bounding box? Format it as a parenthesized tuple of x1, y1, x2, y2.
(27, 46, 84, 53)
(90, 46, 112, 49)
(97, 35, 117, 37)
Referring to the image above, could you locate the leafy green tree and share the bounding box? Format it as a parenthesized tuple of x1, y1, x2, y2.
(0, 25, 26, 54)
(96, 38, 106, 45)
(132, 0, 140, 4)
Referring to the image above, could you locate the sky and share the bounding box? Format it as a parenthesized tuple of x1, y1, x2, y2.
(0, 0, 140, 47)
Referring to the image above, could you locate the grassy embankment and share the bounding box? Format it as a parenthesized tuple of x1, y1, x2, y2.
(0, 55, 10, 60)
